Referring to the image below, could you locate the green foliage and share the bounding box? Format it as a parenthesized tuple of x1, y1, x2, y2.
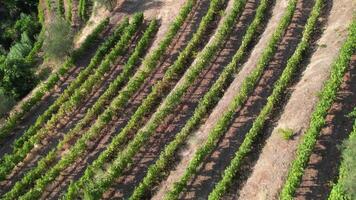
(94, 0, 115, 11)
(66, 0, 73, 22)
(79, 0, 91, 21)
(281, 19, 356, 200)
(13, 15, 144, 200)
(279, 128, 294, 140)
(341, 138, 356, 198)
(43, 17, 73, 60)
(74, 0, 250, 198)
(329, 108, 356, 200)
(64, 1, 199, 198)
(130, 0, 270, 198)
(0, 18, 110, 179)
(0, 89, 15, 117)
(2, 16, 156, 200)
(7, 33, 33, 60)
(57, 0, 65, 17)
(209, 1, 323, 198)
(0, 58, 38, 99)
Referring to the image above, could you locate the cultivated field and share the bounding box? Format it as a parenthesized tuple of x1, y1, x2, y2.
(0, 0, 355, 199)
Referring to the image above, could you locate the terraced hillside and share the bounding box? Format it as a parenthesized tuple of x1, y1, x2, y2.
(0, 0, 355, 199)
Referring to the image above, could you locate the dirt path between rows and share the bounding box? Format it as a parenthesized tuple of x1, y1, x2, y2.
(237, 0, 355, 199)
(100, 0, 259, 198)
(151, 0, 289, 198)
(181, 0, 314, 199)
(295, 55, 356, 200)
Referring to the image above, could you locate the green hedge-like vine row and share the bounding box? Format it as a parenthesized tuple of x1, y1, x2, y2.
(57, 0, 65, 17)
(0, 16, 139, 181)
(328, 108, 356, 200)
(1, 19, 158, 200)
(65, 0, 226, 198)
(0, 18, 109, 144)
(79, 0, 90, 21)
(164, 0, 298, 198)
(129, 0, 270, 198)
(209, 0, 323, 198)
(78, 0, 252, 198)
(280, 19, 356, 200)
(66, 0, 73, 22)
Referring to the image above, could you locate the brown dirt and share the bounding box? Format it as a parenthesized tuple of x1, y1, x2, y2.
(152, 0, 290, 198)
(177, 0, 314, 199)
(100, 0, 259, 198)
(294, 55, 356, 200)
(237, 0, 355, 199)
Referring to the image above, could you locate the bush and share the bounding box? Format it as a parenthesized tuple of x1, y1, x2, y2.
(279, 128, 294, 140)
(341, 138, 356, 198)
(0, 89, 15, 117)
(94, 0, 115, 10)
(0, 58, 38, 99)
(43, 17, 73, 60)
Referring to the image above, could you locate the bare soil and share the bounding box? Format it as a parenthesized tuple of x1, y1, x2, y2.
(295, 55, 356, 200)
(237, 0, 355, 199)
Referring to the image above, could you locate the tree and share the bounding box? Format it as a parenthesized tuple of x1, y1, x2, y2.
(0, 58, 38, 99)
(43, 17, 73, 60)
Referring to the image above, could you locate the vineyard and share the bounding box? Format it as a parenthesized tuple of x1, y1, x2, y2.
(0, 0, 355, 199)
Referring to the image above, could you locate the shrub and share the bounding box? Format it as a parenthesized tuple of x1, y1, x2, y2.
(279, 128, 294, 140)
(0, 89, 15, 117)
(341, 138, 356, 198)
(0, 58, 38, 99)
(43, 17, 73, 60)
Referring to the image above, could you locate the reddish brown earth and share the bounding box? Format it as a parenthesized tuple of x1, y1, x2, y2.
(294, 55, 356, 200)
(177, 0, 314, 199)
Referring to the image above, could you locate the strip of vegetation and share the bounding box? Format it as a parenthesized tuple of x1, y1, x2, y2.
(208, 0, 323, 198)
(129, 0, 270, 198)
(75, 0, 251, 198)
(280, 19, 356, 199)
(79, 0, 91, 21)
(0, 15, 140, 181)
(164, 0, 298, 198)
(57, 0, 65, 17)
(329, 108, 356, 200)
(0, 18, 109, 143)
(1, 19, 158, 200)
(66, 0, 73, 22)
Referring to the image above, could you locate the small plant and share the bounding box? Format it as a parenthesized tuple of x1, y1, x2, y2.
(278, 128, 294, 140)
